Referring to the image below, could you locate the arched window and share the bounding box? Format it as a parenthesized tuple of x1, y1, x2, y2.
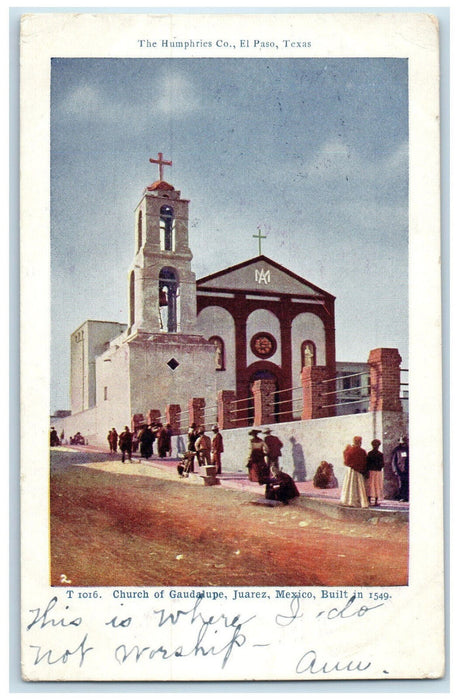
(129, 271, 135, 328)
(158, 267, 179, 332)
(137, 210, 143, 250)
(301, 340, 316, 368)
(209, 336, 225, 371)
(160, 205, 175, 251)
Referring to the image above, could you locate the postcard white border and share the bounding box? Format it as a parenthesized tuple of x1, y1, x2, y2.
(18, 9, 445, 685)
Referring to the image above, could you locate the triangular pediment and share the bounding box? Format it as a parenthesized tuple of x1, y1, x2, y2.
(197, 256, 333, 299)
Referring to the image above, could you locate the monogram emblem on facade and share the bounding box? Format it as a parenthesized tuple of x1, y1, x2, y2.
(255, 268, 271, 285)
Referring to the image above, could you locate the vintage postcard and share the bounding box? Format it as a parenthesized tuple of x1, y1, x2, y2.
(19, 11, 444, 682)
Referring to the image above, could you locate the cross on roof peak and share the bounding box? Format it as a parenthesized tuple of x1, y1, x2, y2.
(253, 227, 267, 255)
(149, 152, 172, 181)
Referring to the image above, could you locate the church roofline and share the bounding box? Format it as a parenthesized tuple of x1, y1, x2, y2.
(196, 254, 336, 300)
(72, 319, 127, 332)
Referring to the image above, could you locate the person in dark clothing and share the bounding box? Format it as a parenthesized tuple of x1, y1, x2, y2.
(108, 428, 118, 453)
(313, 461, 338, 489)
(391, 436, 409, 502)
(246, 429, 269, 484)
(265, 466, 300, 505)
(366, 438, 385, 506)
(118, 426, 133, 463)
(186, 423, 198, 472)
(156, 424, 170, 458)
(165, 423, 173, 457)
(138, 425, 155, 460)
(263, 428, 283, 470)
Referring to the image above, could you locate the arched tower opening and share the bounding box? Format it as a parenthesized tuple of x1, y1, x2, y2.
(160, 205, 175, 251)
(159, 267, 179, 332)
(137, 210, 143, 251)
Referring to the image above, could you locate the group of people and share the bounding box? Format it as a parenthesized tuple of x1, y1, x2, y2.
(244, 429, 409, 509)
(246, 428, 300, 505)
(340, 434, 409, 508)
(107, 423, 174, 463)
(68, 420, 409, 510)
(182, 424, 224, 474)
(50, 427, 80, 446)
(106, 422, 226, 470)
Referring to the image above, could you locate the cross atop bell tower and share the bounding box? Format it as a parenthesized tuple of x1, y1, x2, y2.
(128, 154, 197, 336)
(149, 151, 172, 182)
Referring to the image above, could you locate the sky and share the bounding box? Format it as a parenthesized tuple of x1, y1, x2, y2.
(51, 57, 408, 413)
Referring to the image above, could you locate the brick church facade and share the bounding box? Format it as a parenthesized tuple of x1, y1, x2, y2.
(195, 255, 336, 423)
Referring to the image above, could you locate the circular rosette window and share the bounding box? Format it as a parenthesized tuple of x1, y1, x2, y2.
(250, 332, 277, 359)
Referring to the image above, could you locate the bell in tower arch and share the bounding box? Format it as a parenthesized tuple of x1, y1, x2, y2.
(158, 267, 179, 332)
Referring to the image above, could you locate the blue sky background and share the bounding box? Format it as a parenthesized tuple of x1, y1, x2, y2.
(51, 57, 408, 412)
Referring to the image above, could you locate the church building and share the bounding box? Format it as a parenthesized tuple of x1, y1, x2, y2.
(67, 154, 336, 438)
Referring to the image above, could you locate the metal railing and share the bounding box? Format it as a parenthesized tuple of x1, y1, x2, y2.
(229, 396, 254, 424)
(320, 371, 370, 410)
(147, 365, 409, 431)
(272, 385, 303, 418)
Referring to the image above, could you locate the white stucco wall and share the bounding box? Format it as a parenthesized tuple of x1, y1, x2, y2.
(95, 342, 132, 435)
(195, 305, 236, 391)
(170, 410, 407, 489)
(51, 406, 99, 445)
(70, 321, 126, 414)
(128, 335, 217, 428)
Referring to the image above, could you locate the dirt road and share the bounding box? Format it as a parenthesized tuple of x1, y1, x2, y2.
(50, 449, 408, 588)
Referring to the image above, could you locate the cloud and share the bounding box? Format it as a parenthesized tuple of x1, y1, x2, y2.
(305, 139, 352, 180)
(302, 139, 408, 205)
(58, 84, 105, 119)
(154, 72, 201, 116)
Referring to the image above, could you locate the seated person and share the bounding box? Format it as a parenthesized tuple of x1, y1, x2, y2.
(265, 466, 300, 505)
(313, 461, 338, 489)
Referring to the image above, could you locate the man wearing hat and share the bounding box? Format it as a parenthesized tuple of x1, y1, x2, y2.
(118, 425, 133, 463)
(366, 438, 385, 506)
(246, 429, 269, 484)
(195, 426, 212, 466)
(211, 425, 224, 474)
(263, 428, 283, 471)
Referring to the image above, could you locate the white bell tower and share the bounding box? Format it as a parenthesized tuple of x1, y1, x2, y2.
(127, 153, 197, 335)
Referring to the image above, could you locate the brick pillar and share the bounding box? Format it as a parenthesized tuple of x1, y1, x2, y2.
(188, 397, 205, 428)
(217, 390, 236, 429)
(301, 366, 334, 420)
(147, 409, 161, 426)
(368, 348, 402, 412)
(165, 404, 181, 434)
(252, 378, 276, 426)
(131, 413, 144, 431)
